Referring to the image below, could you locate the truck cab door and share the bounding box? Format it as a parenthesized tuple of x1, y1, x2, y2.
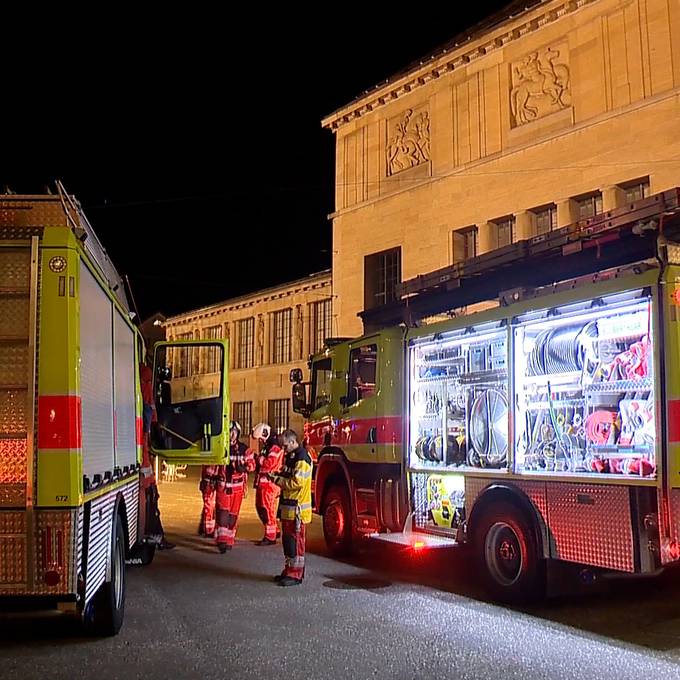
(150, 340, 229, 465)
(339, 339, 379, 461)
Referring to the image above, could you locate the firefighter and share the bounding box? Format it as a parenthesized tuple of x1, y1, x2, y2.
(139, 360, 174, 551)
(269, 428, 312, 586)
(252, 422, 284, 545)
(198, 462, 221, 538)
(214, 421, 254, 553)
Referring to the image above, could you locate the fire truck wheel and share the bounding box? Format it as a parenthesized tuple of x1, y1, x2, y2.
(88, 514, 127, 636)
(474, 501, 545, 603)
(322, 485, 354, 557)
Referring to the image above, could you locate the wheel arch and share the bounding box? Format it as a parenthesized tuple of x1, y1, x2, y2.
(314, 448, 353, 515)
(467, 483, 548, 559)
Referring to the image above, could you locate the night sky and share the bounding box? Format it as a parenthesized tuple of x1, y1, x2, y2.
(3, 3, 511, 320)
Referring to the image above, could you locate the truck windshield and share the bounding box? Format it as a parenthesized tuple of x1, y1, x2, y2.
(311, 358, 332, 411)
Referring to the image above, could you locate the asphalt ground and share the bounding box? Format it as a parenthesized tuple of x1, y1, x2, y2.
(3, 468, 680, 679)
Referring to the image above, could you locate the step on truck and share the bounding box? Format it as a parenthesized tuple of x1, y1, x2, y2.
(291, 188, 680, 602)
(0, 185, 229, 633)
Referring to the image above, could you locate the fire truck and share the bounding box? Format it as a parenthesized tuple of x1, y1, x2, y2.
(291, 188, 680, 602)
(0, 185, 229, 633)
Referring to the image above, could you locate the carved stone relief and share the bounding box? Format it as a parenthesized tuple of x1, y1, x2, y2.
(510, 46, 571, 127)
(386, 108, 430, 176)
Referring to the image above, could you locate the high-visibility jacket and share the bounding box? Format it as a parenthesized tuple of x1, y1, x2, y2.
(271, 446, 313, 524)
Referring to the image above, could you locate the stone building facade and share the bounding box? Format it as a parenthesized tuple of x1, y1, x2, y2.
(164, 271, 332, 436)
(323, 0, 680, 336)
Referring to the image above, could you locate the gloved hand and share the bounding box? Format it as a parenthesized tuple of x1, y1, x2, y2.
(199, 479, 209, 492)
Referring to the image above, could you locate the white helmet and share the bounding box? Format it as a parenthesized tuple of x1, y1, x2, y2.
(252, 422, 271, 441)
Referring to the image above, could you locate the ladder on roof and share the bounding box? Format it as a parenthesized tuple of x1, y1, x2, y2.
(55, 181, 131, 315)
(359, 188, 680, 331)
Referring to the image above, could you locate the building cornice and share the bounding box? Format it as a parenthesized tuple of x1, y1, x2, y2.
(165, 270, 332, 327)
(322, 0, 599, 131)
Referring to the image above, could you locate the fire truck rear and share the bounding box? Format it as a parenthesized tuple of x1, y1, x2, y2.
(0, 185, 229, 633)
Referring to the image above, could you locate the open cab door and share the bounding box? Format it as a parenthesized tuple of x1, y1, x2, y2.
(150, 340, 229, 465)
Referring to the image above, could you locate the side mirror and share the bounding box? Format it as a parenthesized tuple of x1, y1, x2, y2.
(292, 382, 309, 416)
(289, 368, 303, 384)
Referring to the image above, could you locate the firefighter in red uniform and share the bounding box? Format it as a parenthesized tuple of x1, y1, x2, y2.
(270, 428, 313, 586)
(214, 421, 255, 552)
(252, 422, 284, 545)
(198, 463, 221, 538)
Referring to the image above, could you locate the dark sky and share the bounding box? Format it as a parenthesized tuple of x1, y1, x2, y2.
(3, 3, 510, 320)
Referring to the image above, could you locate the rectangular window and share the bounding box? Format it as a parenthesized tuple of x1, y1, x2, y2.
(346, 344, 378, 408)
(531, 204, 557, 235)
(310, 298, 333, 355)
(173, 331, 193, 378)
(619, 177, 650, 203)
(364, 247, 401, 310)
(270, 309, 292, 364)
(490, 217, 515, 249)
(268, 399, 290, 434)
(232, 401, 252, 438)
(452, 226, 477, 264)
(574, 192, 603, 220)
(203, 325, 222, 374)
(236, 317, 255, 369)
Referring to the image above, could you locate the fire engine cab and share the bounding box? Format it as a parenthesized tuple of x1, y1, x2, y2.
(291, 188, 680, 601)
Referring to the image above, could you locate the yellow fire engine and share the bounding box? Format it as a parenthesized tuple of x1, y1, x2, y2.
(0, 184, 229, 633)
(292, 188, 680, 602)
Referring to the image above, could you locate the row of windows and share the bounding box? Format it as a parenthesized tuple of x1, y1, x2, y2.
(451, 178, 649, 264)
(365, 179, 650, 309)
(171, 299, 333, 373)
(232, 399, 290, 438)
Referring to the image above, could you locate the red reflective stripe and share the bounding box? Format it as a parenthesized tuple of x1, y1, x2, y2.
(669, 400, 680, 443)
(38, 396, 82, 449)
(307, 415, 402, 446)
(136, 416, 144, 445)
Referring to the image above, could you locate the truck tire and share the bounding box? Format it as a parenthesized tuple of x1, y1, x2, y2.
(87, 514, 127, 635)
(474, 501, 545, 603)
(322, 485, 354, 557)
